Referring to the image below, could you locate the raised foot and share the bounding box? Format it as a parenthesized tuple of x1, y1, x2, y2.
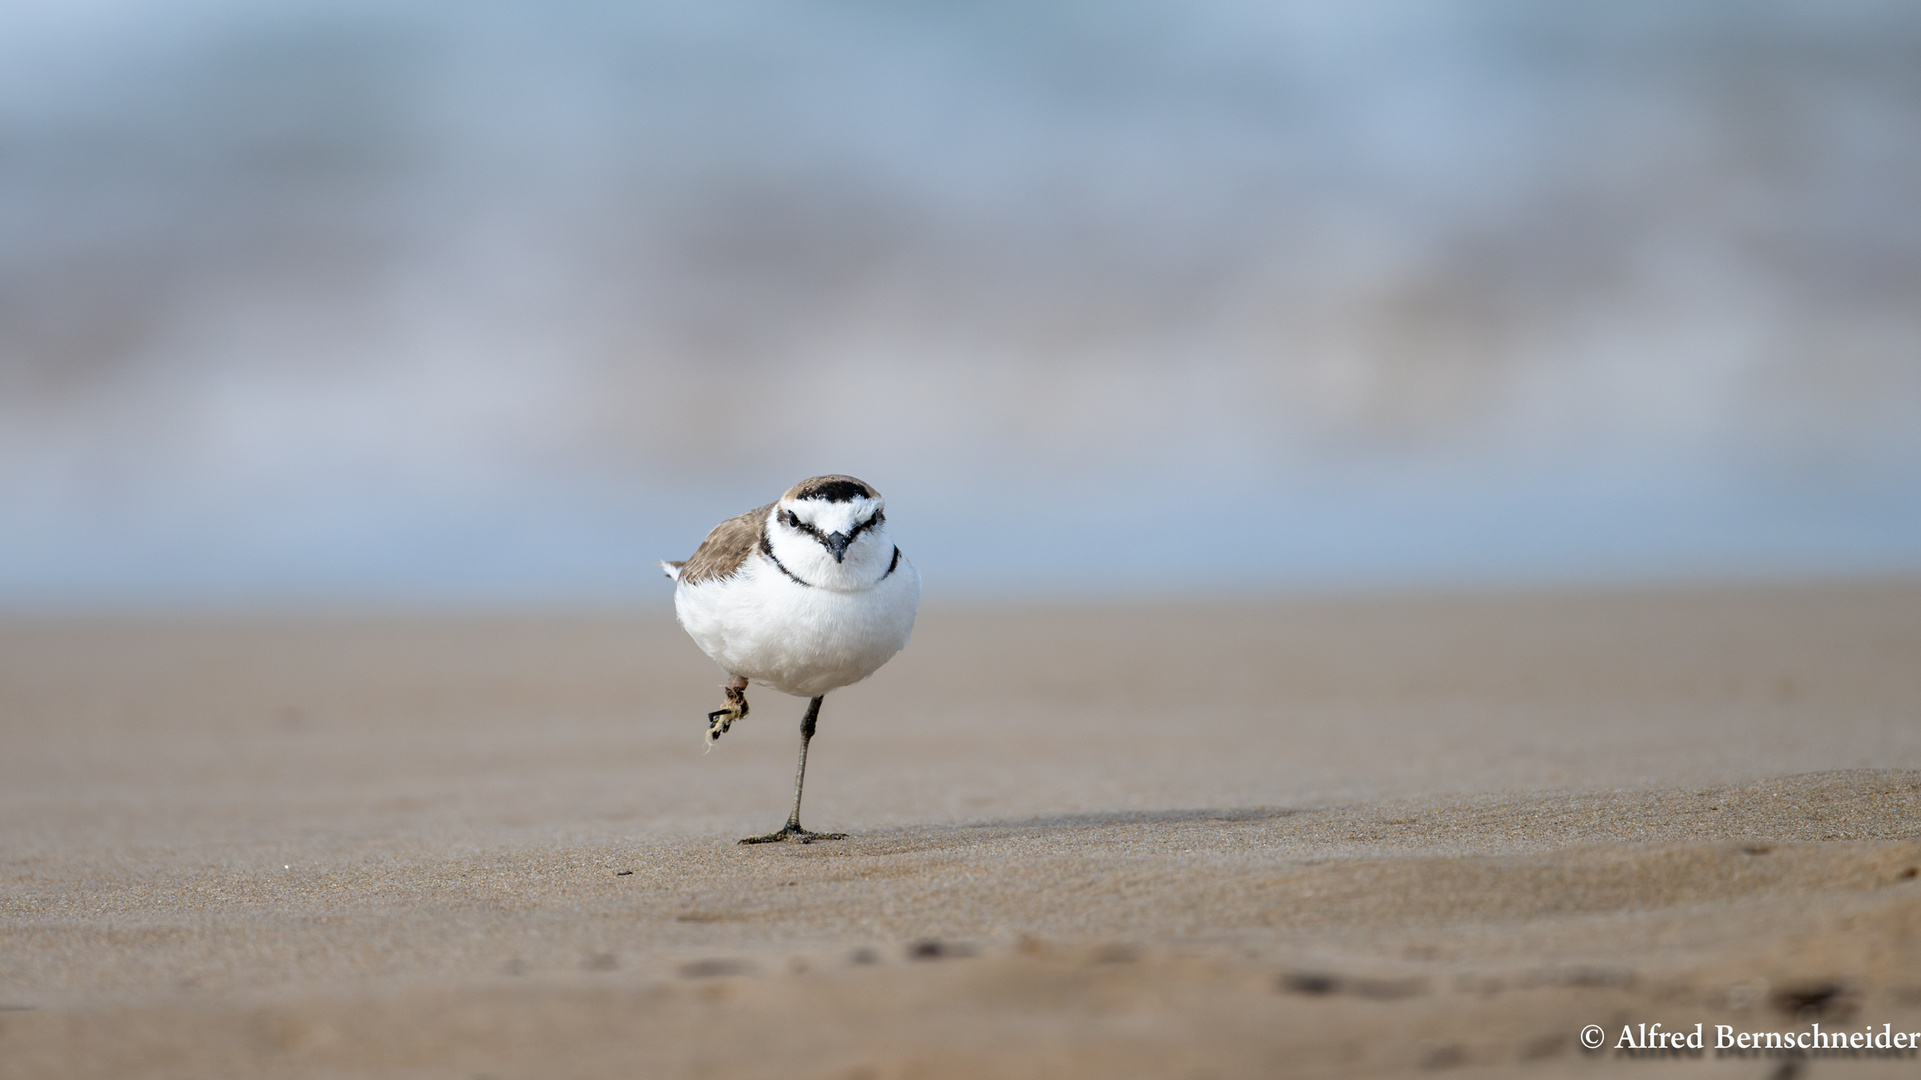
(706, 685, 749, 743)
(738, 825, 847, 845)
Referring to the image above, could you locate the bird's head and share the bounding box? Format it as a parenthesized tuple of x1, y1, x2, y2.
(766, 475, 894, 588)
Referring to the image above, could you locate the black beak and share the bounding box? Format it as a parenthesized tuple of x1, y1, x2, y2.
(825, 532, 851, 563)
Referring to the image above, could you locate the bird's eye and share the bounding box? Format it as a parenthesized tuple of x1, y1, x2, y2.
(786, 511, 801, 528)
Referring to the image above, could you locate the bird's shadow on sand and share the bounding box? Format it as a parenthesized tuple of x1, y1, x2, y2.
(972, 806, 1309, 829)
(781, 806, 1315, 857)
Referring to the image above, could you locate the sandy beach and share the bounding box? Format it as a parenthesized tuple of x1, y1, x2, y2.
(3, 582, 1920, 1077)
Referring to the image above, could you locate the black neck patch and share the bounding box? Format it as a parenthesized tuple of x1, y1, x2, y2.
(758, 530, 813, 588)
(793, 478, 873, 503)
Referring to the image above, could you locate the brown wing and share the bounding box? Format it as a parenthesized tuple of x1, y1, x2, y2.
(674, 503, 774, 585)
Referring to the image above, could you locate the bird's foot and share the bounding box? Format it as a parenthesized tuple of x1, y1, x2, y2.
(738, 823, 847, 845)
(705, 685, 749, 743)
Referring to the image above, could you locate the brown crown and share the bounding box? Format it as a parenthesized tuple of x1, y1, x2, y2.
(782, 475, 880, 503)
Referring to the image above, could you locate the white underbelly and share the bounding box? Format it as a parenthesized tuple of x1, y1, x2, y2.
(673, 554, 920, 698)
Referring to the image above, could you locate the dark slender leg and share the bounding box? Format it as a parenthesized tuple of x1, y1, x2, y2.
(739, 696, 846, 844)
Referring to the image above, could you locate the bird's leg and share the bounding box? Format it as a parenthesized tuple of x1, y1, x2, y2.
(706, 675, 749, 744)
(739, 695, 846, 844)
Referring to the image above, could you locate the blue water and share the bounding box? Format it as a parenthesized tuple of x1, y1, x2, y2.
(1, 0, 1917, 606)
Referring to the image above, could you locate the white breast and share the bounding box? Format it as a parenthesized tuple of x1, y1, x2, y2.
(673, 548, 921, 699)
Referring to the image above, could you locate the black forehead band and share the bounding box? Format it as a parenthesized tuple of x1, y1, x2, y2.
(794, 479, 873, 503)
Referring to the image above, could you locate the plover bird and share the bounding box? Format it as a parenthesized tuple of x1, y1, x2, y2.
(661, 475, 920, 844)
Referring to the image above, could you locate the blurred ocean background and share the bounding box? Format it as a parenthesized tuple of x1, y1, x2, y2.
(1, 0, 1917, 607)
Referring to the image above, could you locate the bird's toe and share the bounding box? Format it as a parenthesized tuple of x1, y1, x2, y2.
(737, 826, 846, 845)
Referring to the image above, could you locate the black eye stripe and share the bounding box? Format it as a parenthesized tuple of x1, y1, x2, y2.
(786, 507, 882, 542)
(845, 510, 883, 542)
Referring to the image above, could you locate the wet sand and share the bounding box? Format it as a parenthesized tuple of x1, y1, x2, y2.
(3, 583, 1920, 1077)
